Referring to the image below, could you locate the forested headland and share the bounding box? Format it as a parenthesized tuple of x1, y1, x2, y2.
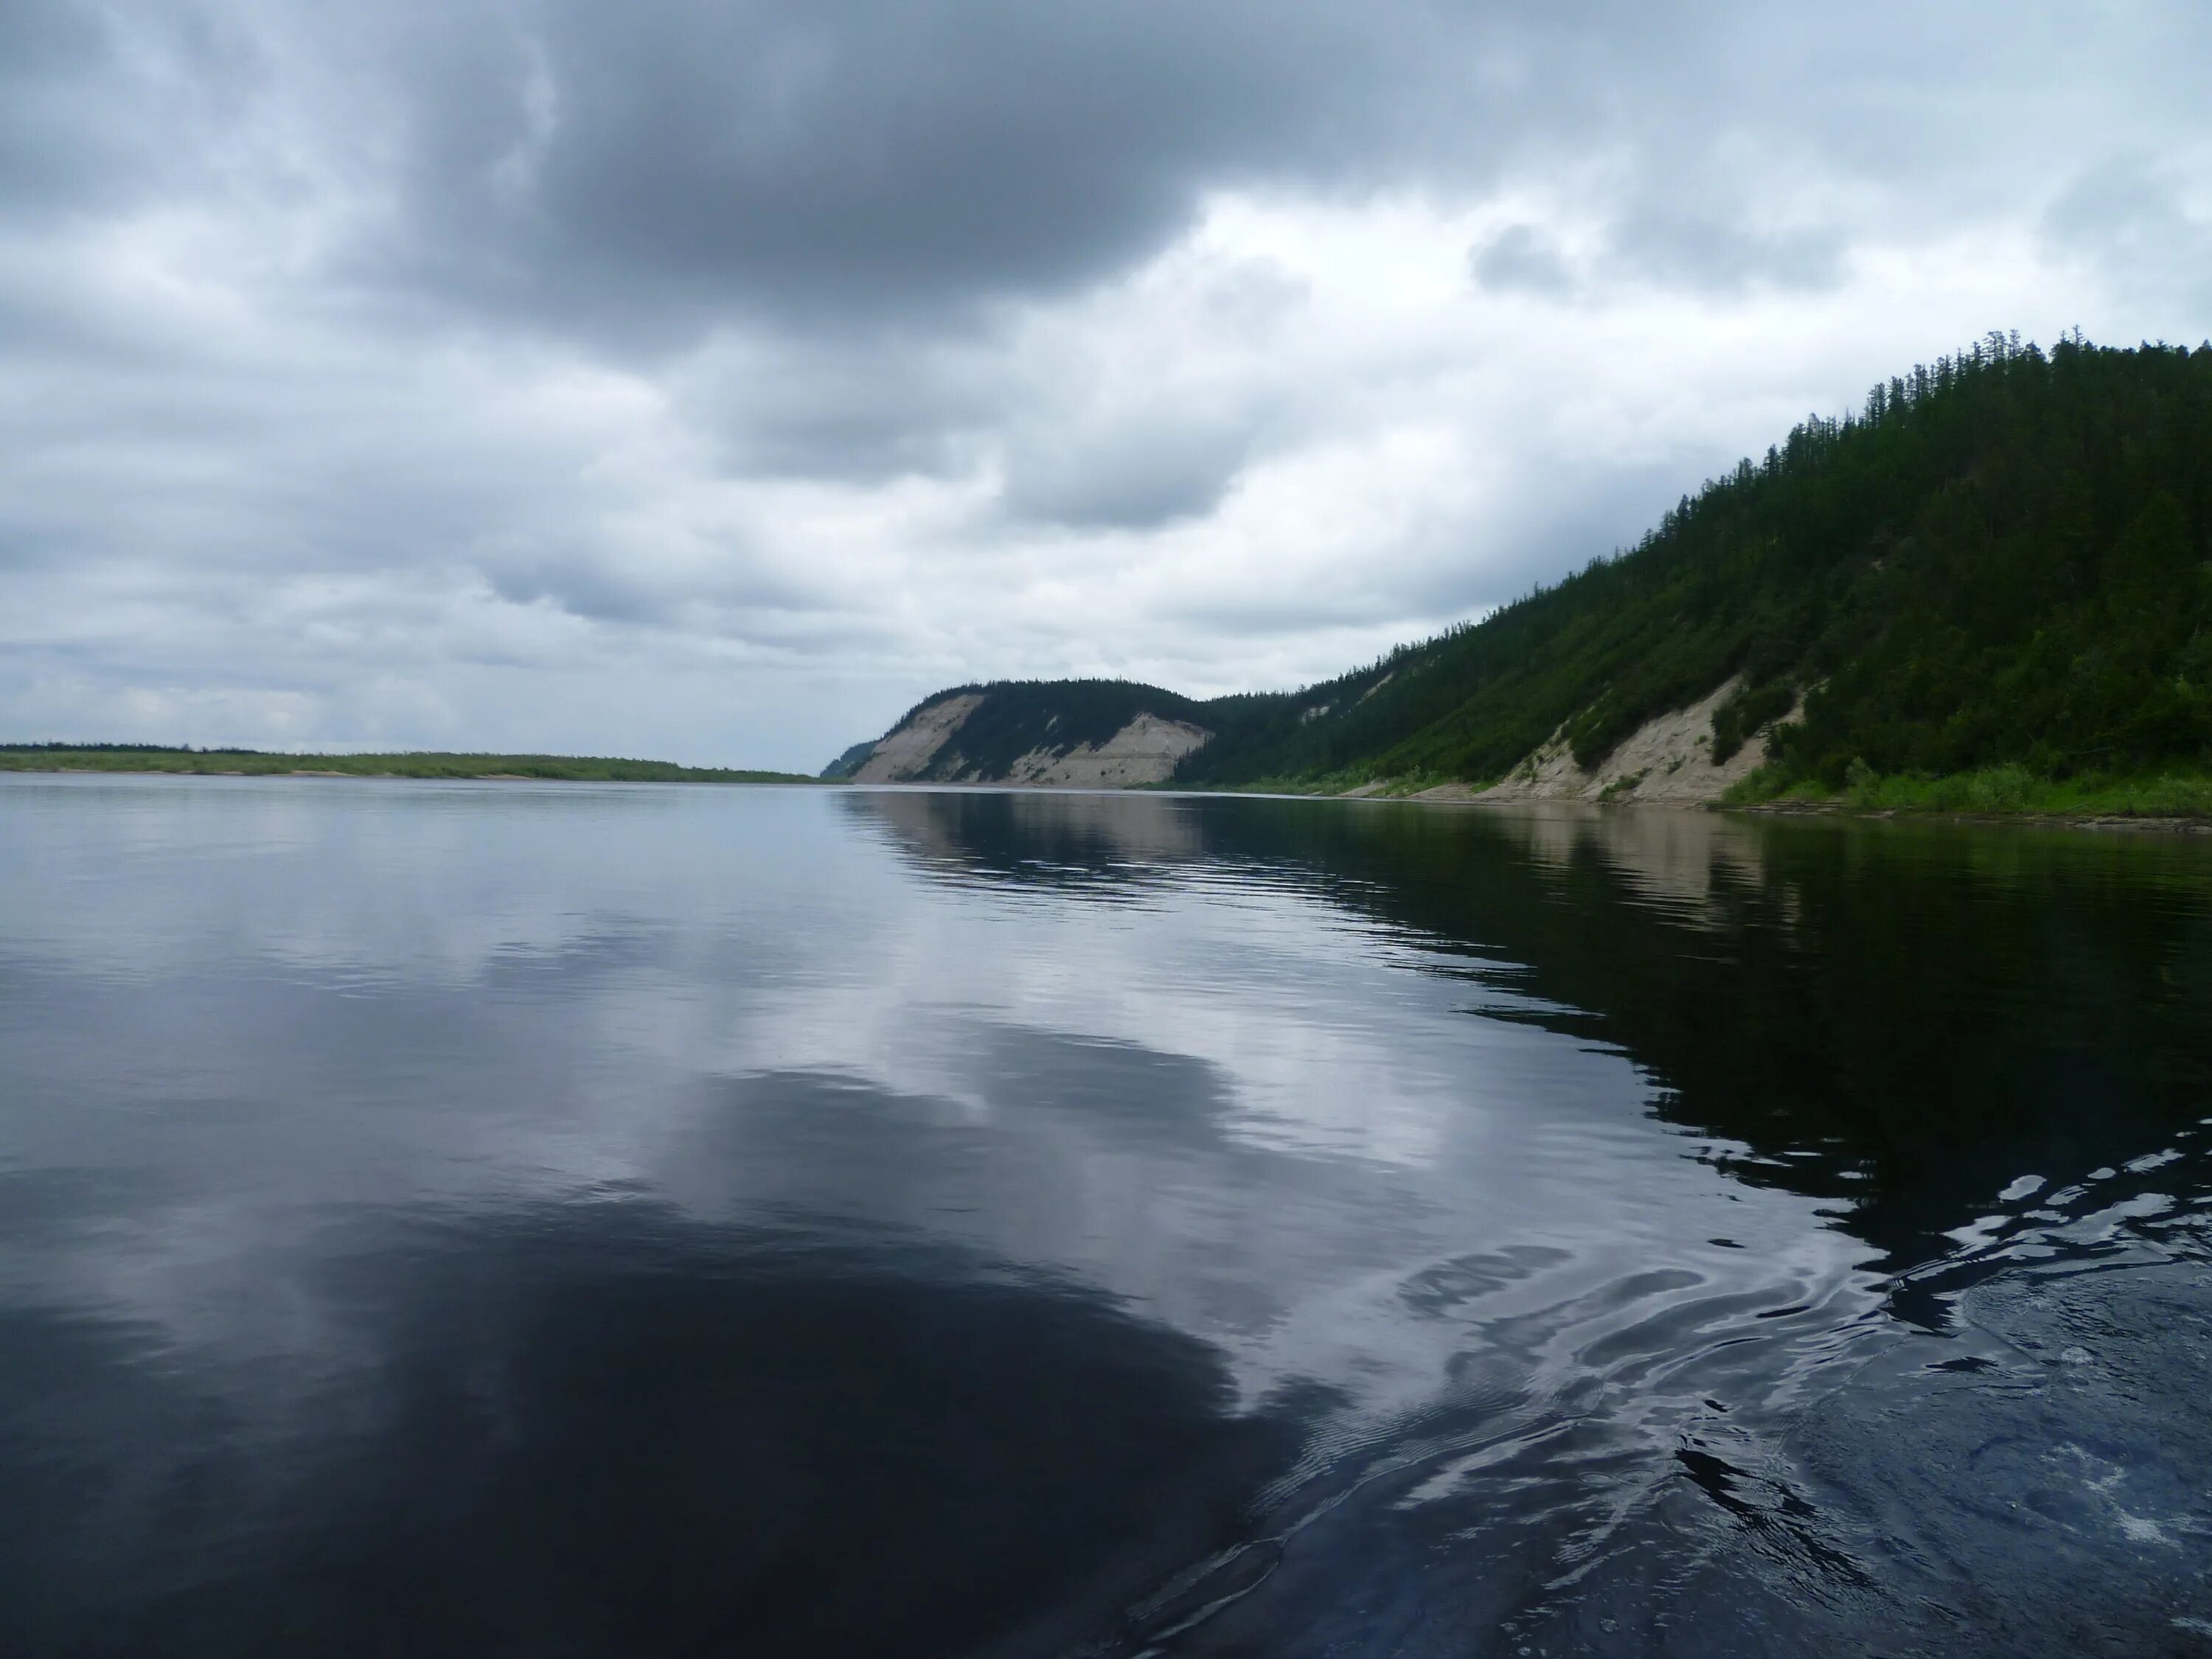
(843, 335, 2212, 816)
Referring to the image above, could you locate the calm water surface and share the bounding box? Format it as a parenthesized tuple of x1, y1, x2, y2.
(2, 776, 2209, 1656)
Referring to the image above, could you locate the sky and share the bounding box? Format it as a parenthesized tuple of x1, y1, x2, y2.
(4, 1, 2210, 770)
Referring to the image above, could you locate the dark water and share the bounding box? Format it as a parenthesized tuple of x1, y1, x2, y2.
(3, 777, 2210, 1658)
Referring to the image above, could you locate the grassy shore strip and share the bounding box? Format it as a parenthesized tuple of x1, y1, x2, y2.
(0, 746, 821, 784)
(1172, 761, 2212, 825)
(1146, 767, 1477, 798)
(1724, 761, 2212, 823)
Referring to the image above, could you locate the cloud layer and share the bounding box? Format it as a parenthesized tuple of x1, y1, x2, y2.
(3, 0, 2209, 765)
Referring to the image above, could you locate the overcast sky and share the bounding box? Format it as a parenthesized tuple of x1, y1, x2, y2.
(4, 1, 2209, 768)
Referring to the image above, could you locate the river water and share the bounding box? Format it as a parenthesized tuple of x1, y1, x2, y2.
(2, 776, 2208, 1657)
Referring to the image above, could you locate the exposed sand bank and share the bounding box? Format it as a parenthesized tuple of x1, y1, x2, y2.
(1473, 678, 1799, 806)
(850, 699, 1209, 786)
(1001, 714, 1210, 787)
(851, 694, 986, 783)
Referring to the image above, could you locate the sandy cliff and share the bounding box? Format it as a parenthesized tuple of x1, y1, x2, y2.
(850, 694, 985, 783)
(1469, 678, 1801, 805)
(847, 694, 1210, 786)
(1001, 713, 1210, 787)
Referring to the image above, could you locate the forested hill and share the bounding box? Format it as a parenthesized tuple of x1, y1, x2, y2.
(842, 336, 2212, 802)
(832, 679, 1228, 785)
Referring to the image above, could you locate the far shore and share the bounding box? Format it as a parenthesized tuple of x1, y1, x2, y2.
(0, 749, 821, 786)
(12, 751, 2212, 834)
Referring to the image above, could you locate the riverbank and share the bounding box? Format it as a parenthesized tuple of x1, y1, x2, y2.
(0, 747, 821, 785)
(1169, 765, 2212, 832)
(15, 749, 2212, 832)
(1721, 761, 2212, 829)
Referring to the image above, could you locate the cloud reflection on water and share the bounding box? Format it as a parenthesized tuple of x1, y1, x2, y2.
(3, 776, 2210, 1655)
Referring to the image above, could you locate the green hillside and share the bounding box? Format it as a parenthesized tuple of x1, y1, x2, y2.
(1169, 334, 2212, 799)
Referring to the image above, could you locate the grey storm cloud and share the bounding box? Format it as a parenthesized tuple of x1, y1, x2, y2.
(0, 2, 170, 216)
(17, 2, 2212, 335)
(2, 0, 2210, 765)
(1608, 209, 1846, 296)
(64, 0, 1961, 341)
(1472, 225, 1576, 298)
(1001, 410, 1259, 532)
(2043, 158, 2212, 318)
(671, 330, 1004, 482)
(356, 0, 1482, 339)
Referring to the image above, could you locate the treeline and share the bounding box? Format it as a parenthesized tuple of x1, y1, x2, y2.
(1175, 334, 2212, 792)
(0, 747, 817, 784)
(2, 741, 265, 754)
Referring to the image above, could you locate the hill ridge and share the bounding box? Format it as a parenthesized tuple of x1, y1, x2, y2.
(835, 335, 2212, 804)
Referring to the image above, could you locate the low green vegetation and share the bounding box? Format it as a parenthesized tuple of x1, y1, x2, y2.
(0, 745, 818, 784)
(1728, 760, 2212, 821)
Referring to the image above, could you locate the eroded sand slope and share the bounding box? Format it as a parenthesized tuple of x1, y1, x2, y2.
(850, 694, 985, 783)
(1002, 714, 1210, 787)
(849, 698, 1210, 786)
(1469, 677, 1801, 805)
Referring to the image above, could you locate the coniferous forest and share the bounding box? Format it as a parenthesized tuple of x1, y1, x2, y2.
(1153, 334, 2212, 800)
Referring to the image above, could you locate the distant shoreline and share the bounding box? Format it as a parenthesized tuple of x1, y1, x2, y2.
(0, 748, 824, 785)
(10, 757, 2211, 832)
